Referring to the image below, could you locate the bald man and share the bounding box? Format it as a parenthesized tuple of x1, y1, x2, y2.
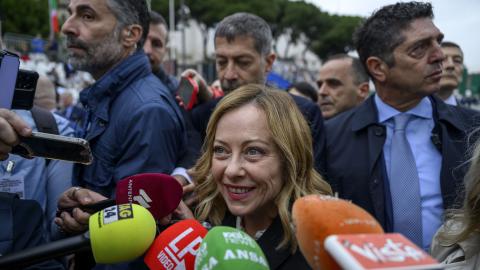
(437, 41, 464, 105)
(317, 54, 370, 119)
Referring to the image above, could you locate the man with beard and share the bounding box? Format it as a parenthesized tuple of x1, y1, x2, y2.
(324, 2, 480, 251)
(186, 12, 326, 174)
(143, 11, 178, 95)
(58, 0, 186, 210)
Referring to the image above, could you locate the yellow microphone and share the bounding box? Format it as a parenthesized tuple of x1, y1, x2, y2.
(0, 203, 156, 268)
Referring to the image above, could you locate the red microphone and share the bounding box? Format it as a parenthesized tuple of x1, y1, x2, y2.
(115, 173, 183, 220)
(144, 219, 208, 270)
(58, 173, 183, 220)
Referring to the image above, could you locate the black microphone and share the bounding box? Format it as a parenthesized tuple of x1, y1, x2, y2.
(0, 204, 156, 269)
(0, 233, 91, 268)
(430, 132, 442, 151)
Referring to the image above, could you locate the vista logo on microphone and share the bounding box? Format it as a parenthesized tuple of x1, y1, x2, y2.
(325, 233, 441, 269)
(133, 189, 152, 209)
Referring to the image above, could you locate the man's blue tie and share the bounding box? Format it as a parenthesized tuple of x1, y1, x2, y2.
(389, 113, 423, 247)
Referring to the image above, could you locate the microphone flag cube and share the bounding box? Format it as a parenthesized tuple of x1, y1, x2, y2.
(324, 233, 442, 270)
(194, 226, 270, 270)
(89, 203, 156, 264)
(116, 173, 183, 220)
(144, 219, 208, 270)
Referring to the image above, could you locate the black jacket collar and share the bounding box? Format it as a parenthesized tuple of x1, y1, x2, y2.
(222, 213, 295, 270)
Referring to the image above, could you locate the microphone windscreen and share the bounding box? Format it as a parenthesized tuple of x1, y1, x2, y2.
(89, 203, 156, 264)
(116, 173, 183, 220)
(292, 195, 384, 270)
(144, 219, 208, 270)
(194, 226, 270, 270)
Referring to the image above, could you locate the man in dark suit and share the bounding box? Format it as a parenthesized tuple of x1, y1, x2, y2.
(186, 12, 326, 174)
(324, 2, 480, 251)
(0, 192, 64, 269)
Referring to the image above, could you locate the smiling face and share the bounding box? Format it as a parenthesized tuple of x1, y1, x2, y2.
(61, 0, 125, 78)
(211, 103, 282, 221)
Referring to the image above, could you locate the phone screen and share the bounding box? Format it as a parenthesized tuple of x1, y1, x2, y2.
(177, 77, 198, 110)
(0, 53, 20, 109)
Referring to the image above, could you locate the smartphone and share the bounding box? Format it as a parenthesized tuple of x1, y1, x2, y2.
(12, 69, 39, 110)
(0, 51, 20, 109)
(11, 132, 93, 165)
(177, 76, 199, 110)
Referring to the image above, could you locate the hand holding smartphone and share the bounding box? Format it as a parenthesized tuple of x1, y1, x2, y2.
(0, 51, 20, 109)
(0, 50, 39, 110)
(176, 76, 199, 110)
(11, 132, 93, 165)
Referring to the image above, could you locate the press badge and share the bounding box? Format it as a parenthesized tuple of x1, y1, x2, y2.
(0, 161, 25, 198)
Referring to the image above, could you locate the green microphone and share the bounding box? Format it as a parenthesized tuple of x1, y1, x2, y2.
(194, 226, 270, 270)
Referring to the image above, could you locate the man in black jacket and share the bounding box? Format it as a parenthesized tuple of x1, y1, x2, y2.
(186, 12, 326, 174)
(324, 2, 480, 251)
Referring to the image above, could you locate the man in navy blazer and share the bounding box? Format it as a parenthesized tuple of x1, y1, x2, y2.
(324, 2, 480, 251)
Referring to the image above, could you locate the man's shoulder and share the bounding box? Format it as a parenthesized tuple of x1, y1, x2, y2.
(111, 75, 184, 128)
(117, 74, 177, 110)
(436, 99, 480, 130)
(448, 104, 480, 120)
(192, 98, 221, 119)
(290, 93, 317, 111)
(289, 94, 324, 125)
(325, 106, 360, 131)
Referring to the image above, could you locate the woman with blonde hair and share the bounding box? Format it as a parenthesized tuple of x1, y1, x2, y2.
(431, 134, 480, 269)
(186, 84, 332, 269)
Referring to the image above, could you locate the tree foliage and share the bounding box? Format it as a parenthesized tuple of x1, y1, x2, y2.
(0, 0, 50, 37)
(0, 0, 362, 61)
(151, 0, 363, 61)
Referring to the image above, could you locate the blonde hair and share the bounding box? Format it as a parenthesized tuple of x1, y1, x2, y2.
(437, 131, 480, 245)
(191, 84, 332, 251)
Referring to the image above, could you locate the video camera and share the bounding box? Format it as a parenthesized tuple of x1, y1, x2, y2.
(0, 50, 39, 110)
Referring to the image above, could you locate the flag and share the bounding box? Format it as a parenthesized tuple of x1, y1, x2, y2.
(49, 0, 59, 33)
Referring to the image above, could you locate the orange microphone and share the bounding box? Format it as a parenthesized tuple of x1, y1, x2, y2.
(292, 195, 384, 270)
